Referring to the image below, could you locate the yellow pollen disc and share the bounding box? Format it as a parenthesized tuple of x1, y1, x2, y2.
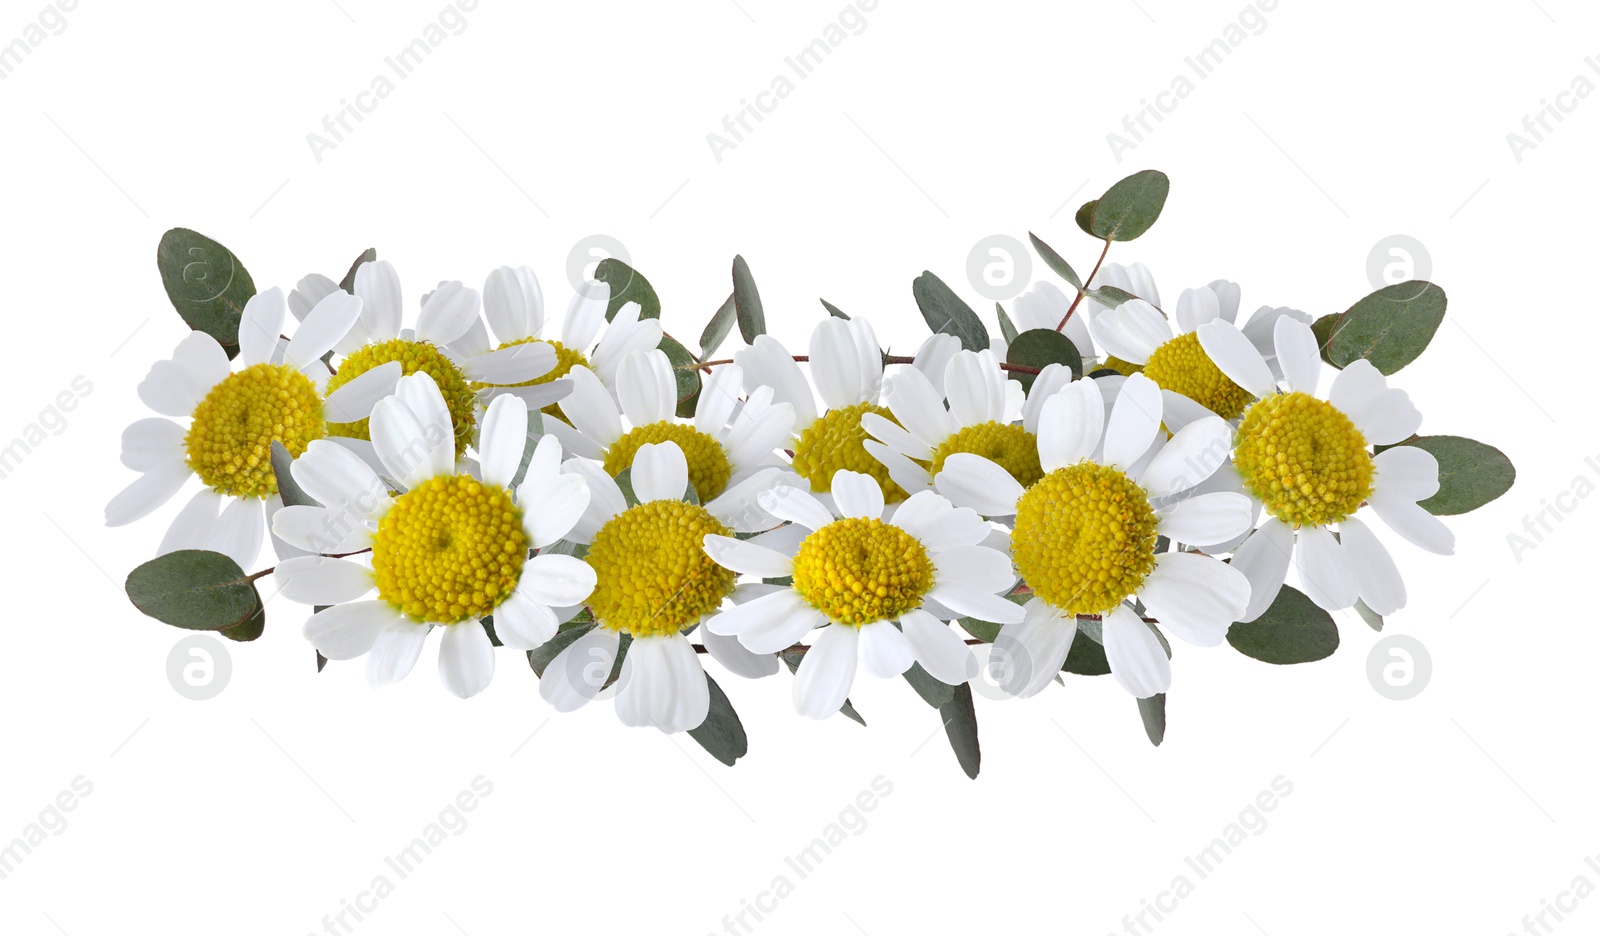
(1100, 355, 1144, 377)
(929, 421, 1044, 489)
(585, 501, 736, 638)
(325, 338, 475, 458)
(184, 363, 325, 498)
(474, 337, 588, 417)
(1011, 462, 1160, 616)
(1234, 392, 1374, 527)
(1141, 331, 1254, 420)
(371, 475, 527, 624)
(792, 402, 909, 503)
(602, 422, 732, 504)
(791, 518, 934, 627)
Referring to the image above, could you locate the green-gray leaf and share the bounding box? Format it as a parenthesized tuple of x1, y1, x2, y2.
(1355, 599, 1384, 632)
(821, 298, 850, 320)
(1074, 200, 1098, 237)
(1090, 170, 1170, 241)
(1064, 627, 1111, 676)
(732, 255, 766, 342)
(996, 303, 1019, 345)
(125, 549, 263, 632)
(1226, 585, 1340, 665)
(657, 334, 703, 418)
(913, 271, 989, 352)
(594, 258, 661, 321)
(156, 228, 257, 359)
(1080, 285, 1139, 310)
(700, 292, 737, 361)
(528, 621, 595, 677)
(939, 683, 981, 779)
(271, 440, 318, 508)
(687, 674, 748, 766)
(1389, 434, 1515, 516)
(1137, 693, 1166, 746)
(339, 248, 376, 294)
(903, 662, 956, 707)
(1028, 232, 1082, 288)
(1007, 328, 1083, 390)
(1325, 281, 1447, 375)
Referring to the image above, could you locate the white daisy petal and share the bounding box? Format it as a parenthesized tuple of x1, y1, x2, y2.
(353, 260, 403, 346)
(462, 341, 557, 385)
(944, 350, 1006, 427)
(1369, 491, 1455, 555)
(933, 454, 1025, 517)
(286, 291, 362, 372)
(1139, 415, 1233, 497)
(757, 484, 836, 533)
(121, 417, 187, 472)
(892, 490, 990, 551)
(831, 470, 885, 520)
(591, 303, 664, 388)
(1231, 518, 1294, 622)
(912, 333, 963, 398)
(483, 265, 544, 345)
(1088, 299, 1169, 364)
(158, 488, 223, 556)
(1102, 373, 1163, 471)
(993, 598, 1075, 698)
(616, 634, 710, 733)
(414, 281, 481, 346)
(270, 505, 372, 554)
(210, 497, 265, 570)
(1340, 517, 1407, 616)
(519, 554, 598, 607)
(704, 467, 797, 532)
(862, 413, 934, 461)
(736, 336, 818, 430)
(1175, 286, 1222, 333)
(561, 459, 627, 543)
(867, 441, 936, 498)
(724, 396, 797, 476)
(561, 280, 611, 350)
(1372, 445, 1441, 502)
(928, 584, 1025, 625)
(539, 626, 621, 712)
(1157, 491, 1254, 545)
(438, 621, 495, 698)
(289, 273, 339, 322)
(700, 627, 780, 679)
(238, 287, 288, 367)
(1139, 551, 1250, 647)
(931, 544, 1016, 595)
(274, 556, 374, 605)
(558, 366, 624, 448)
(1328, 360, 1422, 445)
(810, 318, 869, 410)
(696, 362, 745, 436)
(703, 535, 794, 579)
(105, 464, 190, 526)
(370, 396, 438, 490)
(139, 335, 221, 417)
(730, 592, 826, 653)
(493, 589, 559, 650)
(322, 360, 402, 423)
(899, 608, 977, 685)
(478, 394, 529, 489)
(617, 349, 676, 427)
(793, 624, 860, 719)
(1158, 389, 1218, 433)
(1102, 604, 1171, 698)
(367, 621, 430, 688)
(1196, 320, 1277, 398)
(304, 600, 401, 660)
(1020, 363, 1075, 435)
(628, 440, 687, 504)
(1273, 317, 1322, 396)
(520, 474, 589, 549)
(1295, 525, 1360, 612)
(857, 620, 916, 679)
(1037, 378, 1105, 471)
(882, 367, 955, 449)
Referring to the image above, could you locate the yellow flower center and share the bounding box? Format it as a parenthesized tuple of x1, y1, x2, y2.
(1234, 392, 1374, 527)
(473, 337, 588, 418)
(602, 421, 732, 504)
(325, 338, 475, 459)
(793, 402, 908, 502)
(1012, 462, 1159, 615)
(585, 500, 736, 638)
(929, 421, 1044, 489)
(1142, 331, 1253, 419)
(371, 475, 527, 624)
(791, 518, 934, 627)
(1100, 355, 1144, 377)
(184, 363, 325, 498)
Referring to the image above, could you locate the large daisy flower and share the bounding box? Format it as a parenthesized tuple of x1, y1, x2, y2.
(932, 374, 1254, 699)
(1195, 316, 1453, 620)
(536, 441, 789, 732)
(456, 268, 663, 408)
(317, 259, 550, 460)
(105, 286, 388, 570)
(701, 471, 1020, 719)
(552, 347, 795, 505)
(273, 374, 595, 697)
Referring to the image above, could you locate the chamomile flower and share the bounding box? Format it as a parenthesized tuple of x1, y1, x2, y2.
(1195, 316, 1453, 620)
(321, 260, 550, 460)
(105, 286, 388, 570)
(457, 269, 664, 409)
(701, 472, 1018, 719)
(552, 347, 795, 504)
(274, 375, 595, 697)
(933, 374, 1254, 699)
(536, 442, 790, 732)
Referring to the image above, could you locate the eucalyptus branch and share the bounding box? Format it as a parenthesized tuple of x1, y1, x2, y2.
(1057, 237, 1113, 331)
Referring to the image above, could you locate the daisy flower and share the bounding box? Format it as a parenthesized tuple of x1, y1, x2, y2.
(273, 375, 596, 697)
(1195, 316, 1453, 620)
(932, 374, 1254, 699)
(864, 347, 1075, 499)
(456, 268, 664, 409)
(105, 285, 392, 570)
(536, 441, 790, 732)
(321, 259, 551, 460)
(701, 471, 1020, 719)
(552, 347, 795, 505)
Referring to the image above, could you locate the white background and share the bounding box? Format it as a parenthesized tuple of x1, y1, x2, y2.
(0, 1, 1591, 933)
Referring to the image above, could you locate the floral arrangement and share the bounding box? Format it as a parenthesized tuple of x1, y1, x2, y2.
(110, 171, 1514, 776)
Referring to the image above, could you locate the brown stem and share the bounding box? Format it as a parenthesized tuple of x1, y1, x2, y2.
(1057, 237, 1112, 332)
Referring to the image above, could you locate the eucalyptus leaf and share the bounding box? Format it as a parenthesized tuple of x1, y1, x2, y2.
(593, 258, 661, 321)
(1080, 285, 1139, 310)
(339, 248, 377, 294)
(1137, 693, 1166, 746)
(125, 549, 264, 632)
(996, 303, 1019, 345)
(221, 603, 266, 643)
(903, 662, 956, 707)
(271, 441, 318, 508)
(699, 292, 737, 360)
(731, 255, 766, 342)
(156, 228, 257, 359)
(820, 298, 850, 320)
(1355, 599, 1384, 632)
(1074, 200, 1098, 237)
(1226, 585, 1340, 665)
(528, 621, 595, 677)
(688, 674, 748, 766)
(1387, 435, 1515, 516)
(913, 271, 989, 352)
(1064, 629, 1111, 676)
(656, 334, 703, 418)
(1090, 170, 1170, 242)
(939, 683, 981, 779)
(1325, 281, 1447, 375)
(1028, 232, 1082, 288)
(1007, 328, 1083, 389)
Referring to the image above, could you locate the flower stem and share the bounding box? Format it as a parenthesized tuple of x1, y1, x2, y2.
(1057, 237, 1112, 332)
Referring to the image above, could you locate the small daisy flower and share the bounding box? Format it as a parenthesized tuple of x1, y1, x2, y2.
(106, 286, 382, 570)
(456, 268, 664, 409)
(864, 347, 1076, 498)
(274, 375, 596, 697)
(701, 471, 1021, 719)
(1195, 316, 1454, 620)
(537, 441, 789, 732)
(932, 374, 1254, 699)
(322, 260, 539, 460)
(552, 347, 795, 504)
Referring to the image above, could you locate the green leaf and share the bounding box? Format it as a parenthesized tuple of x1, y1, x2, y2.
(270, 440, 318, 508)
(820, 298, 850, 320)
(156, 228, 257, 359)
(125, 549, 263, 632)
(1325, 281, 1447, 375)
(1080, 285, 1139, 310)
(527, 621, 610, 678)
(1226, 585, 1340, 665)
(912, 271, 989, 352)
(612, 467, 642, 507)
(1006, 328, 1083, 390)
(593, 258, 661, 321)
(221, 603, 266, 642)
(1310, 313, 1339, 365)
(996, 303, 1019, 345)
(317, 651, 327, 673)
(731, 255, 766, 342)
(338, 248, 377, 294)
(656, 334, 703, 419)
(1388, 435, 1515, 516)
(938, 683, 981, 779)
(958, 616, 1000, 643)
(1137, 693, 1166, 746)
(1355, 599, 1384, 632)
(903, 662, 956, 707)
(509, 409, 547, 489)
(1074, 201, 1098, 237)
(1064, 626, 1111, 676)
(699, 292, 738, 361)
(1090, 170, 1170, 241)
(1028, 232, 1082, 289)
(780, 650, 865, 725)
(687, 674, 748, 766)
